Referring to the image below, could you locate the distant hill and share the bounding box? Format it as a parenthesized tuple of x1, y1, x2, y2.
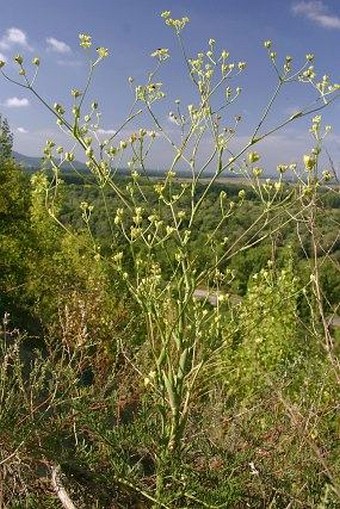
(13, 151, 87, 171)
(12, 151, 163, 178)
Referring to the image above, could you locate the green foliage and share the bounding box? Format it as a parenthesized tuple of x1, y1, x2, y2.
(232, 260, 301, 394)
(0, 157, 29, 226)
(0, 158, 32, 326)
(0, 114, 13, 163)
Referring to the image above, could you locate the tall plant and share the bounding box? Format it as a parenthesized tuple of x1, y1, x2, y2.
(1, 11, 339, 507)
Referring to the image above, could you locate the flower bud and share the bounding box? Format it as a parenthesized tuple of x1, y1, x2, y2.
(71, 88, 82, 98)
(54, 103, 65, 115)
(303, 154, 315, 171)
(322, 170, 332, 182)
(252, 167, 263, 177)
(248, 151, 261, 164)
(14, 54, 23, 65)
(65, 152, 75, 162)
(161, 10, 171, 19)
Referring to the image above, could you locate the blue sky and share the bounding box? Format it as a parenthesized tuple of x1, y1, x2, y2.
(0, 0, 340, 173)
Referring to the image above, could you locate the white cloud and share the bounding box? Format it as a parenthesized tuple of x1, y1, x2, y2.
(3, 97, 30, 108)
(57, 59, 83, 67)
(0, 52, 7, 62)
(17, 127, 28, 134)
(46, 37, 71, 54)
(96, 128, 117, 136)
(292, 1, 340, 29)
(0, 27, 32, 51)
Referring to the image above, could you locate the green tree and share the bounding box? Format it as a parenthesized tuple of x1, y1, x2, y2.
(0, 157, 32, 328)
(0, 116, 24, 233)
(0, 114, 13, 163)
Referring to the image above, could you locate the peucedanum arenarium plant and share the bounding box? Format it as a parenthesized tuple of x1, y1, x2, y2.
(1, 10, 340, 508)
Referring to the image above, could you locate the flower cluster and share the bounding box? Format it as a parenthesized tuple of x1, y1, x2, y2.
(151, 48, 170, 61)
(161, 11, 190, 33)
(79, 33, 92, 48)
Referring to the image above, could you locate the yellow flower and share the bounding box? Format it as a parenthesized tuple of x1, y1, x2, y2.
(150, 48, 169, 61)
(248, 151, 261, 164)
(303, 154, 315, 171)
(79, 33, 92, 49)
(96, 47, 109, 59)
